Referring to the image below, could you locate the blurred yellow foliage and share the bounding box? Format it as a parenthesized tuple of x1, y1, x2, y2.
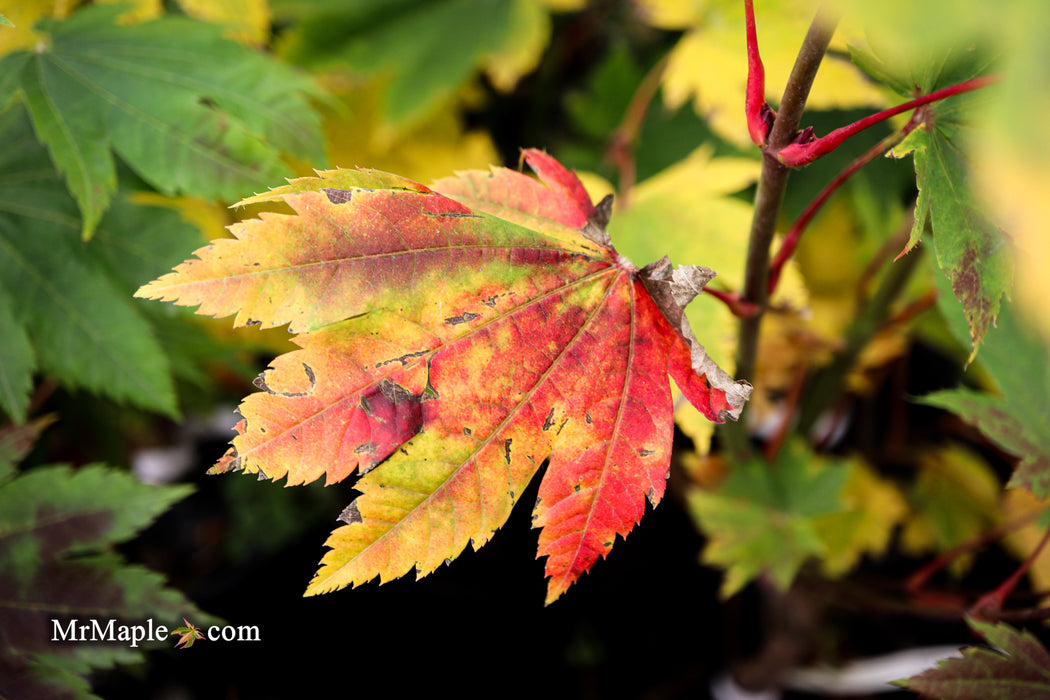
(484, 0, 551, 92)
(294, 73, 499, 186)
(634, 0, 885, 146)
(901, 444, 1002, 575)
(176, 0, 271, 46)
(1001, 489, 1050, 592)
(815, 458, 909, 576)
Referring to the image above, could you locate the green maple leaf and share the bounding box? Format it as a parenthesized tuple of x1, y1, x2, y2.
(687, 439, 850, 597)
(901, 618, 1050, 699)
(0, 107, 212, 423)
(137, 150, 752, 603)
(0, 3, 325, 239)
(856, 40, 1009, 360)
(0, 460, 205, 699)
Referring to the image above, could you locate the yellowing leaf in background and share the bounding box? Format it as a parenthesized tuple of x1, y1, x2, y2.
(176, 0, 271, 46)
(0, 0, 64, 55)
(635, 0, 885, 147)
(688, 439, 850, 597)
(484, 0, 550, 92)
(291, 73, 498, 187)
(815, 458, 909, 577)
(901, 444, 1002, 575)
(791, 191, 914, 395)
(1001, 489, 1050, 592)
(538, 0, 586, 10)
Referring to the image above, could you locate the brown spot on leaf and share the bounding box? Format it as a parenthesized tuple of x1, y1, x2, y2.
(444, 311, 481, 326)
(639, 449, 654, 457)
(378, 379, 418, 406)
(430, 211, 481, 219)
(252, 363, 317, 398)
(580, 194, 613, 247)
(951, 243, 994, 353)
(338, 501, 363, 525)
(322, 188, 354, 204)
(463, 427, 472, 436)
(503, 438, 513, 465)
(480, 291, 513, 308)
(375, 348, 430, 368)
(542, 408, 555, 431)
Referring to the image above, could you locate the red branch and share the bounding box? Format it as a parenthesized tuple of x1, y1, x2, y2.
(776, 75, 1000, 167)
(970, 523, 1050, 621)
(744, 0, 775, 146)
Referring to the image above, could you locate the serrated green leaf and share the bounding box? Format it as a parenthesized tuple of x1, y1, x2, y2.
(884, 45, 1007, 360)
(902, 618, 1050, 699)
(0, 286, 35, 423)
(10, 4, 325, 238)
(0, 51, 28, 110)
(687, 439, 850, 597)
(0, 107, 178, 419)
(17, 48, 117, 240)
(0, 463, 204, 699)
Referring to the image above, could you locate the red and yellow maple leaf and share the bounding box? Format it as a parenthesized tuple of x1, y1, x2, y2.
(136, 150, 751, 603)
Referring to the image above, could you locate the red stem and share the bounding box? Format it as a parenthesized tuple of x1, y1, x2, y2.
(744, 0, 774, 147)
(970, 523, 1050, 620)
(776, 74, 1000, 167)
(907, 513, 1041, 595)
(767, 112, 922, 295)
(703, 287, 760, 318)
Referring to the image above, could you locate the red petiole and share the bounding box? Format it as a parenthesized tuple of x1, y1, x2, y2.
(775, 75, 1000, 166)
(969, 523, 1050, 621)
(704, 287, 760, 318)
(766, 111, 922, 295)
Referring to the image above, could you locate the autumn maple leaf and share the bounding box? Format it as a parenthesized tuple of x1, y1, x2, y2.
(136, 149, 751, 603)
(171, 619, 204, 649)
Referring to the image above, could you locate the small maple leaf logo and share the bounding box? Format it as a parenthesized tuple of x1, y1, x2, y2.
(170, 619, 204, 649)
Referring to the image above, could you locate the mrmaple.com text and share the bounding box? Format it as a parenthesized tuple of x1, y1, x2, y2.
(51, 618, 260, 647)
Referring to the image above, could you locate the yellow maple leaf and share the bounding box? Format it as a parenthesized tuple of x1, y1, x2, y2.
(175, 0, 271, 46)
(815, 458, 909, 577)
(635, 0, 886, 147)
(484, 0, 550, 92)
(1000, 489, 1050, 592)
(901, 444, 1002, 575)
(289, 73, 499, 187)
